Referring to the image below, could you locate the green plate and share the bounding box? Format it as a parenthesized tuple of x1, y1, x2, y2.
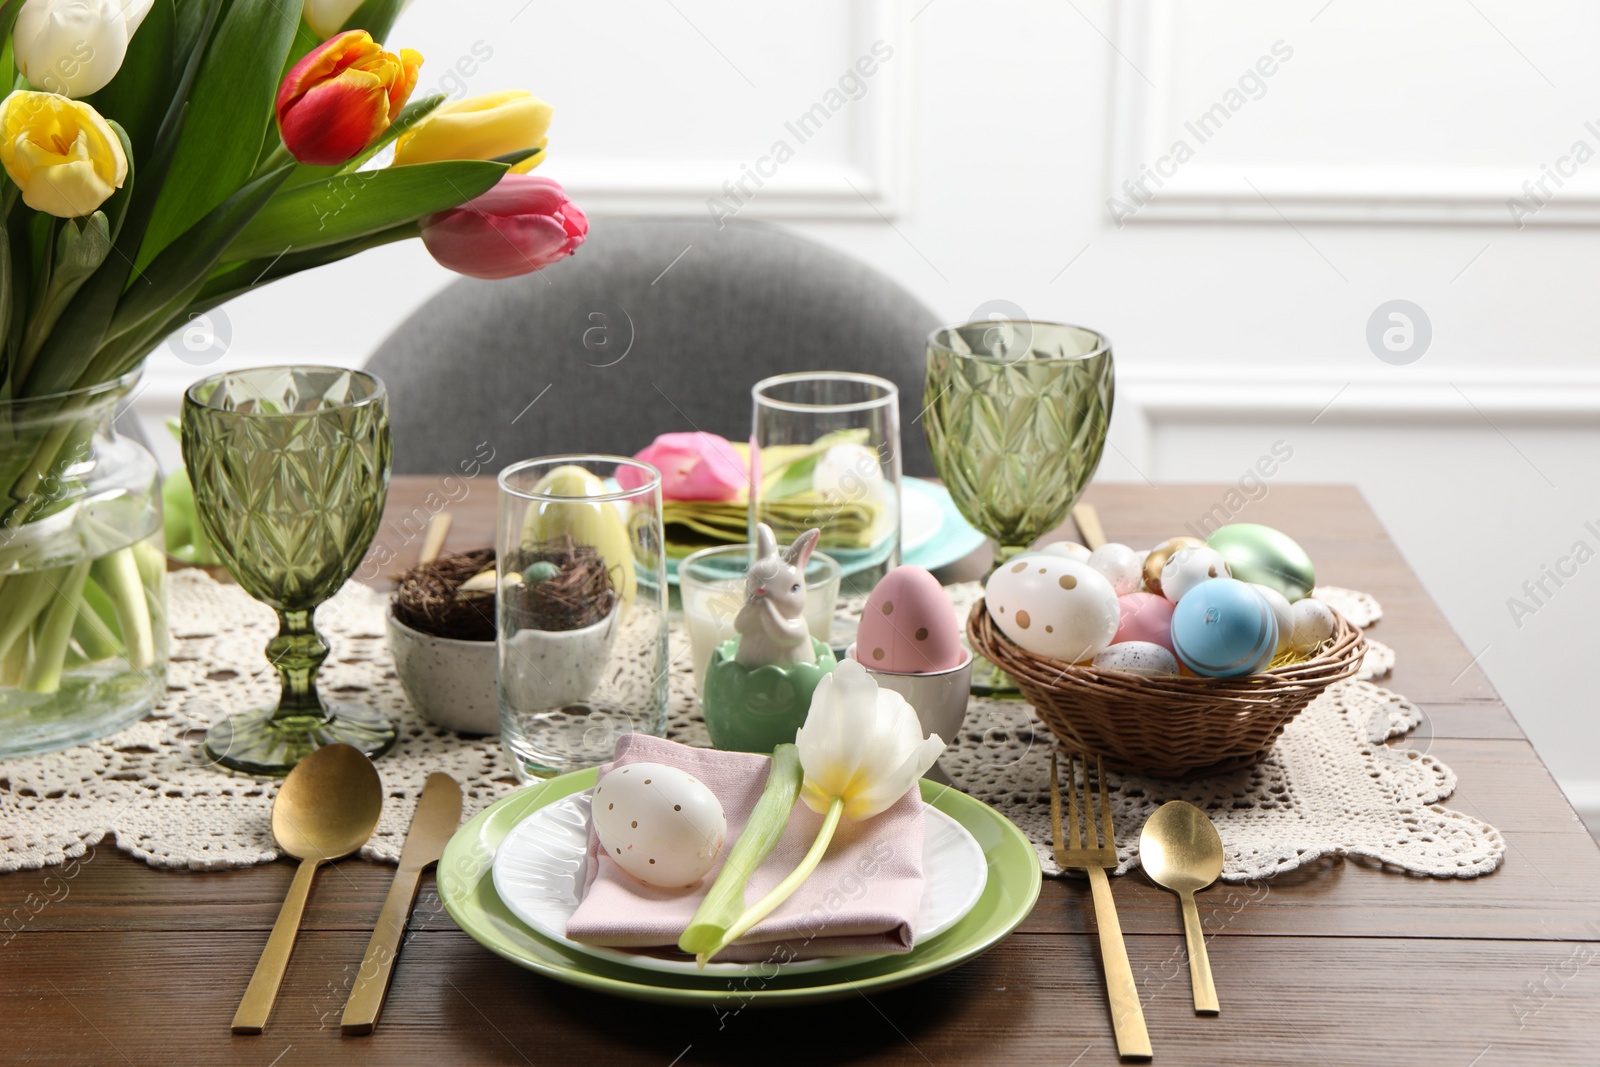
(438, 771, 1042, 1006)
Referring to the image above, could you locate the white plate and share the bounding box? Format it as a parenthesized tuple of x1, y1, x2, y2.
(491, 788, 988, 977)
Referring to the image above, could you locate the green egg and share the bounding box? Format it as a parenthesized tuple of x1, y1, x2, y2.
(1207, 523, 1315, 602)
(523, 561, 560, 583)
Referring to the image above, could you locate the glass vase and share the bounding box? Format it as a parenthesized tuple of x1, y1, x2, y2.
(0, 372, 168, 757)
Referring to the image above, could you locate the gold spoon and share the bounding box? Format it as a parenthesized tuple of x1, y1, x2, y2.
(232, 744, 383, 1034)
(1139, 800, 1225, 1015)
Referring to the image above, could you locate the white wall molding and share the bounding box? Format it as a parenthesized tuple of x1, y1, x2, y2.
(1118, 366, 1600, 426)
(1108, 0, 1600, 226)
(562, 0, 914, 222)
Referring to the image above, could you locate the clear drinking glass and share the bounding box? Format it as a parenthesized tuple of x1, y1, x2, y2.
(749, 372, 901, 598)
(497, 456, 669, 780)
(678, 542, 841, 691)
(182, 366, 394, 775)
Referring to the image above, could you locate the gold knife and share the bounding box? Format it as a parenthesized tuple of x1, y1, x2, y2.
(341, 772, 462, 1036)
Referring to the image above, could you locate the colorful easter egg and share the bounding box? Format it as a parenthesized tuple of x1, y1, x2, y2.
(1170, 578, 1279, 678)
(1142, 535, 1205, 597)
(985, 555, 1120, 663)
(1113, 592, 1175, 653)
(1089, 543, 1143, 596)
(1093, 641, 1180, 676)
(1207, 523, 1316, 602)
(1160, 545, 1231, 605)
(857, 565, 964, 673)
(521, 464, 636, 607)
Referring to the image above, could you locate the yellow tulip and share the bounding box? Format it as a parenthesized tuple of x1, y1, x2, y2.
(0, 90, 127, 218)
(393, 90, 551, 172)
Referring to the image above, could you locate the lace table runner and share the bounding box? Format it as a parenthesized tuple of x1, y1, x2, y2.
(0, 572, 1503, 881)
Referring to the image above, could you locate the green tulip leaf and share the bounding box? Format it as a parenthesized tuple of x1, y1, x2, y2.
(108, 162, 293, 344)
(136, 0, 301, 272)
(221, 159, 505, 263)
(339, 0, 408, 43)
(489, 146, 542, 169)
(85, 0, 175, 162)
(15, 122, 136, 396)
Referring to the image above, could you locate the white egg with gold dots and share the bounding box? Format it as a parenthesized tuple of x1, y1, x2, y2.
(592, 762, 727, 888)
(985, 555, 1120, 663)
(1160, 545, 1232, 605)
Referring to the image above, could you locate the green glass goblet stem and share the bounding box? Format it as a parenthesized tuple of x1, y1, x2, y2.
(182, 366, 395, 775)
(924, 320, 1115, 694)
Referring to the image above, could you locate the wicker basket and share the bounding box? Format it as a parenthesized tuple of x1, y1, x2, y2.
(968, 598, 1367, 779)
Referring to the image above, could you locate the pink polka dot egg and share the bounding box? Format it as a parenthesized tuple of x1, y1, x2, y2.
(856, 565, 964, 673)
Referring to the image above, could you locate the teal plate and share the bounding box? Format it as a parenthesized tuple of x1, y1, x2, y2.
(438, 772, 1042, 1006)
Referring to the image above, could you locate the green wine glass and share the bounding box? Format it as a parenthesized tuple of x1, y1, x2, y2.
(182, 366, 395, 775)
(924, 321, 1114, 692)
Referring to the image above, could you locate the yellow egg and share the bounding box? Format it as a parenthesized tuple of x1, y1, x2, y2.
(520, 464, 636, 608)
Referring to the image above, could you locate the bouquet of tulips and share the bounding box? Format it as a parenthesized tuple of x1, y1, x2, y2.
(0, 0, 585, 711)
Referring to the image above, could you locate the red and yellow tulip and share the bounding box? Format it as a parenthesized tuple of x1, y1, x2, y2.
(275, 30, 421, 166)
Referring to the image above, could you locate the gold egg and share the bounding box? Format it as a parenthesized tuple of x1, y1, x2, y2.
(1142, 535, 1206, 597)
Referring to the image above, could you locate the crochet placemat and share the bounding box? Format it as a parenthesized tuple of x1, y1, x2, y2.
(0, 572, 1503, 881)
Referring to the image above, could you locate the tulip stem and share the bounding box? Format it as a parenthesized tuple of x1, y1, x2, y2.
(697, 795, 844, 967)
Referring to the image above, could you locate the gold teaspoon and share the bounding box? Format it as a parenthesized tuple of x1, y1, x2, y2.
(1140, 800, 1225, 1015)
(232, 744, 383, 1034)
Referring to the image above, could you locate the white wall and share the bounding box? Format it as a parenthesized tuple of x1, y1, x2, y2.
(134, 0, 1600, 809)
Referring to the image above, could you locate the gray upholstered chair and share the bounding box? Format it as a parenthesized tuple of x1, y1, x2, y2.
(365, 217, 941, 477)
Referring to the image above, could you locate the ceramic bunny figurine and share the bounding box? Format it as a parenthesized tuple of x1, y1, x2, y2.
(734, 523, 820, 668)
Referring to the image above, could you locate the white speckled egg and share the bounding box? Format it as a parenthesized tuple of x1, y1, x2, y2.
(1252, 584, 1295, 654)
(1088, 543, 1143, 597)
(592, 763, 727, 888)
(1288, 598, 1336, 654)
(1037, 541, 1092, 563)
(1160, 545, 1232, 604)
(1093, 641, 1180, 676)
(985, 556, 1120, 663)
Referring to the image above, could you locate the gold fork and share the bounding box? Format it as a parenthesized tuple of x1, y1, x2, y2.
(1051, 750, 1153, 1061)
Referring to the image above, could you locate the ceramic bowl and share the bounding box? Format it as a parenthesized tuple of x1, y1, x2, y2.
(848, 643, 973, 785)
(499, 606, 621, 711)
(386, 607, 499, 734)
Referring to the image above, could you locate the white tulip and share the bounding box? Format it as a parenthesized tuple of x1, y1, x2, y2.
(795, 658, 945, 822)
(15, 0, 153, 98)
(695, 659, 944, 964)
(301, 0, 364, 40)
(302, 0, 414, 40)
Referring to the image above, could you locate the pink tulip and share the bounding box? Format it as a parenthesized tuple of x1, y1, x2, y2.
(420, 174, 586, 280)
(619, 433, 747, 502)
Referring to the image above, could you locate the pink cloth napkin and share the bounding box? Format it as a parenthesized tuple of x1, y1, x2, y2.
(565, 735, 927, 962)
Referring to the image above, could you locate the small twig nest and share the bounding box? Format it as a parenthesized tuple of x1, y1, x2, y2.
(505, 536, 618, 632)
(393, 547, 497, 641)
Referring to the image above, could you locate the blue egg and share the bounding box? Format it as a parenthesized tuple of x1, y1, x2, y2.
(1170, 578, 1279, 678)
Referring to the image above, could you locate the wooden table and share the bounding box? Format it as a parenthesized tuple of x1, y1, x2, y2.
(4, 480, 1598, 1066)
